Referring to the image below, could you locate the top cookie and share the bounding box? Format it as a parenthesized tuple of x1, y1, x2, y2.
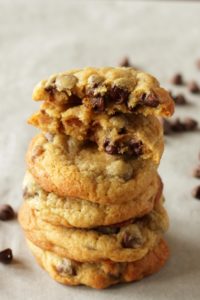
(32, 67, 174, 117)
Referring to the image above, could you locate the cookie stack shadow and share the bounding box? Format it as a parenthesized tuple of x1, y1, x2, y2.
(19, 67, 174, 289)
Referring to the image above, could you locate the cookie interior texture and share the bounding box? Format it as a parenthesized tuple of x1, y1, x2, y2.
(26, 238, 169, 289)
(32, 67, 174, 117)
(19, 198, 169, 263)
(26, 133, 159, 203)
(23, 171, 162, 228)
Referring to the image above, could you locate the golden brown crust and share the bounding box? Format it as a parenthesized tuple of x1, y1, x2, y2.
(23, 171, 163, 228)
(26, 238, 169, 289)
(19, 201, 169, 263)
(26, 133, 159, 203)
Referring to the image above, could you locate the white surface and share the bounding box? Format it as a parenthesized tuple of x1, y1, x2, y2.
(0, 1, 200, 299)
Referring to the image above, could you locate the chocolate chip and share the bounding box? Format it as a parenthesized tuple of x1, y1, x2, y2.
(183, 118, 198, 131)
(139, 92, 160, 107)
(118, 127, 127, 134)
(119, 57, 131, 67)
(103, 139, 118, 155)
(173, 93, 187, 105)
(45, 85, 56, 97)
(90, 96, 105, 113)
(187, 81, 200, 94)
(170, 118, 186, 132)
(196, 59, 200, 70)
(170, 73, 184, 85)
(127, 139, 143, 157)
(192, 165, 200, 179)
(95, 226, 120, 234)
(0, 248, 13, 264)
(192, 185, 200, 200)
(160, 118, 172, 135)
(68, 94, 82, 107)
(109, 86, 130, 104)
(0, 204, 15, 221)
(121, 232, 142, 248)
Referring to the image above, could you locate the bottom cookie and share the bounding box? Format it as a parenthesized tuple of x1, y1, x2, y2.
(27, 238, 169, 289)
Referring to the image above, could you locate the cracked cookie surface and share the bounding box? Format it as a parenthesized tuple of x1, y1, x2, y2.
(26, 238, 169, 289)
(19, 198, 169, 263)
(23, 171, 163, 228)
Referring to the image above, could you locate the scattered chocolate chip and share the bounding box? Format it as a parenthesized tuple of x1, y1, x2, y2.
(68, 94, 82, 107)
(103, 139, 118, 155)
(192, 185, 200, 200)
(170, 73, 184, 85)
(109, 86, 130, 104)
(0, 204, 15, 221)
(95, 226, 120, 234)
(183, 117, 198, 131)
(119, 57, 131, 67)
(121, 232, 142, 248)
(170, 118, 187, 132)
(173, 93, 187, 105)
(139, 92, 160, 107)
(160, 118, 172, 135)
(196, 59, 200, 69)
(90, 96, 105, 113)
(0, 248, 13, 264)
(187, 80, 200, 94)
(45, 132, 54, 142)
(192, 165, 200, 179)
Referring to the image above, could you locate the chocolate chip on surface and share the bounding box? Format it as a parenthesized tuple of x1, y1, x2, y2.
(187, 81, 200, 94)
(192, 165, 200, 179)
(173, 93, 187, 105)
(170, 73, 184, 85)
(121, 232, 143, 249)
(170, 118, 186, 132)
(0, 248, 13, 264)
(0, 204, 15, 221)
(183, 118, 198, 131)
(109, 86, 130, 104)
(192, 185, 200, 200)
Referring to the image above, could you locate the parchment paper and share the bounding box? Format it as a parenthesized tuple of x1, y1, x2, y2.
(0, 1, 200, 299)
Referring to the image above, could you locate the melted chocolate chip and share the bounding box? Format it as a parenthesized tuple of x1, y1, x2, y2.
(139, 92, 160, 107)
(45, 86, 56, 97)
(121, 232, 142, 248)
(90, 96, 105, 113)
(95, 226, 120, 234)
(0, 249, 13, 264)
(0, 205, 15, 221)
(68, 94, 82, 107)
(103, 139, 118, 155)
(109, 86, 130, 104)
(118, 127, 127, 134)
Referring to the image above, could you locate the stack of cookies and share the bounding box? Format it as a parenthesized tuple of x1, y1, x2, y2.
(19, 67, 174, 289)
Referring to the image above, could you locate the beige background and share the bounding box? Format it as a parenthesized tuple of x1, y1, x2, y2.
(0, 1, 200, 299)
